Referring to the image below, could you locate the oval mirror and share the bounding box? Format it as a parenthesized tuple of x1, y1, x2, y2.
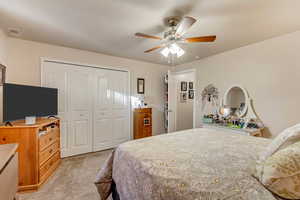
(223, 86, 248, 117)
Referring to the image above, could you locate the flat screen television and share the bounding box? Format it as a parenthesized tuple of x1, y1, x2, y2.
(3, 83, 58, 122)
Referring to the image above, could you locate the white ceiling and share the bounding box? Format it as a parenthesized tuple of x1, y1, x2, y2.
(0, 0, 300, 65)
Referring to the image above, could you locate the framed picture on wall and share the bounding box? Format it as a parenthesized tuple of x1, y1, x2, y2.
(181, 81, 187, 91)
(180, 92, 187, 103)
(189, 90, 194, 99)
(137, 78, 145, 94)
(189, 82, 193, 90)
(0, 64, 6, 86)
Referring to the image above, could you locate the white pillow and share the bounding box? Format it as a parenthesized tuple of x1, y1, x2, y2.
(255, 124, 300, 180)
(260, 141, 300, 199)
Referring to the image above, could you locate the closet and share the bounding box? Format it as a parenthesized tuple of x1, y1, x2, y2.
(41, 60, 130, 157)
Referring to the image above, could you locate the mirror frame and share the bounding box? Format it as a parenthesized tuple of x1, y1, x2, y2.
(223, 85, 249, 118)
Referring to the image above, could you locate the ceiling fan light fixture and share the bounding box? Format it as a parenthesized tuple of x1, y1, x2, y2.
(169, 43, 180, 54)
(176, 46, 185, 57)
(161, 47, 170, 57)
(160, 43, 185, 58)
(160, 47, 170, 58)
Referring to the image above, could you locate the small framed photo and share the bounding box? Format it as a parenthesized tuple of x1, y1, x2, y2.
(181, 81, 187, 91)
(189, 82, 193, 90)
(0, 64, 6, 86)
(180, 92, 187, 103)
(137, 78, 145, 94)
(188, 90, 194, 99)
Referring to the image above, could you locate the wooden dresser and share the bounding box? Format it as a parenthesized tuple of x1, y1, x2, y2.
(134, 108, 152, 139)
(0, 118, 61, 192)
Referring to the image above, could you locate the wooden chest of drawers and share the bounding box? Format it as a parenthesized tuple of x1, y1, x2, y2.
(0, 118, 61, 192)
(134, 108, 152, 139)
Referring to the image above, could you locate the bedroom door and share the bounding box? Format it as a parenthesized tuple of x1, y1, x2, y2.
(168, 70, 176, 132)
(167, 69, 196, 132)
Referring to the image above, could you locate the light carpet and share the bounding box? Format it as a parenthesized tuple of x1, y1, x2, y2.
(19, 150, 113, 200)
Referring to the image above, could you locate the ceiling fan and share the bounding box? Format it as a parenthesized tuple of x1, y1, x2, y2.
(135, 16, 216, 58)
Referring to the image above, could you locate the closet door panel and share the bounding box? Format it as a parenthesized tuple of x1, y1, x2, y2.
(95, 71, 111, 110)
(94, 118, 112, 142)
(42, 62, 69, 156)
(93, 117, 113, 151)
(93, 70, 113, 150)
(73, 120, 89, 146)
(111, 71, 129, 110)
(112, 117, 127, 141)
(93, 70, 130, 150)
(69, 71, 90, 111)
(68, 69, 93, 155)
(111, 71, 130, 142)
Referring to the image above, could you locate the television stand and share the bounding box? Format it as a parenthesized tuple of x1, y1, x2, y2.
(4, 121, 13, 127)
(0, 118, 61, 192)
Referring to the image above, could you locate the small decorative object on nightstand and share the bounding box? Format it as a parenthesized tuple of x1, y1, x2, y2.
(134, 108, 152, 139)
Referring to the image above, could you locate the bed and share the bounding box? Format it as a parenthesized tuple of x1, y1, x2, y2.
(95, 128, 283, 200)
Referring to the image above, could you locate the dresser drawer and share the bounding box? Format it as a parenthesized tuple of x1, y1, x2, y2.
(143, 113, 152, 118)
(39, 141, 59, 166)
(39, 126, 59, 151)
(143, 126, 152, 138)
(39, 151, 60, 181)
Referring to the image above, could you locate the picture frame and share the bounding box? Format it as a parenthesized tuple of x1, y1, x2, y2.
(181, 81, 187, 91)
(189, 90, 194, 99)
(180, 92, 187, 103)
(137, 78, 145, 94)
(0, 64, 6, 86)
(189, 82, 193, 90)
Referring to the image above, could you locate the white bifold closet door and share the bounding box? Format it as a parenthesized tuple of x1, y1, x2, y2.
(93, 68, 130, 151)
(42, 60, 130, 157)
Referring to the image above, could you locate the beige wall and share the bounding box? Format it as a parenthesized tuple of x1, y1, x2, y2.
(6, 38, 169, 134)
(0, 29, 7, 65)
(176, 30, 300, 137)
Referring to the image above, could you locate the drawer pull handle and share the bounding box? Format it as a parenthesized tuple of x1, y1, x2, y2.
(2, 138, 6, 141)
(49, 138, 53, 141)
(49, 149, 53, 154)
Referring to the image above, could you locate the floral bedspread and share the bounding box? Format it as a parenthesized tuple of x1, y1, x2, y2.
(95, 128, 281, 200)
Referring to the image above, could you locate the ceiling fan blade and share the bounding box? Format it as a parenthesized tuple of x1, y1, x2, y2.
(144, 45, 163, 53)
(135, 32, 162, 40)
(185, 36, 216, 43)
(175, 16, 197, 36)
